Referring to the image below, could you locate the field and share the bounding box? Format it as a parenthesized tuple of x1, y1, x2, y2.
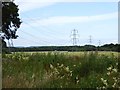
(2, 51, 120, 88)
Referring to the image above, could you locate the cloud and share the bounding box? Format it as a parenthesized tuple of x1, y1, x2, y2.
(15, 0, 57, 13)
(14, 0, 118, 13)
(15, 0, 119, 3)
(22, 12, 117, 27)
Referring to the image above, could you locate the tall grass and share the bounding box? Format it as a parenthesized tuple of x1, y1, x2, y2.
(2, 51, 119, 88)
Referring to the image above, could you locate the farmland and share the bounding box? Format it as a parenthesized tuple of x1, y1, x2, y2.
(2, 51, 120, 88)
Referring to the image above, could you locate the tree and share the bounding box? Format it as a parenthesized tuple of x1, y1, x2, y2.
(2, 1, 21, 40)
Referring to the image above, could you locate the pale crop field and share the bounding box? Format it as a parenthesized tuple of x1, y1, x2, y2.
(2, 51, 120, 88)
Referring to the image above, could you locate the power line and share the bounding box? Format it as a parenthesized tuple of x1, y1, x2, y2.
(19, 29, 70, 46)
(23, 21, 66, 41)
(22, 14, 65, 36)
(19, 29, 51, 44)
(23, 22, 70, 43)
(20, 14, 71, 46)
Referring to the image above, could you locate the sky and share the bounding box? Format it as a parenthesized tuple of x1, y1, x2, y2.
(8, 0, 118, 47)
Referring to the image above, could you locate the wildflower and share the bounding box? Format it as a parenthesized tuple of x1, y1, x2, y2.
(70, 71, 72, 73)
(96, 87, 100, 89)
(73, 65, 76, 67)
(60, 75, 65, 79)
(32, 73, 35, 79)
(70, 71, 73, 76)
(101, 78, 104, 81)
(70, 73, 72, 77)
(59, 64, 64, 68)
(23, 57, 29, 61)
(112, 68, 117, 72)
(7, 75, 10, 78)
(103, 80, 108, 86)
(76, 76, 78, 80)
(60, 85, 62, 88)
(113, 77, 116, 80)
(57, 63, 60, 66)
(54, 68, 59, 74)
(107, 72, 110, 75)
(50, 64, 54, 69)
(65, 66, 69, 72)
(104, 79, 107, 83)
(12, 56, 15, 59)
(77, 80, 79, 84)
(116, 62, 118, 65)
(101, 78, 108, 86)
(102, 86, 105, 89)
(54, 68, 57, 72)
(113, 77, 117, 82)
(112, 83, 116, 88)
(107, 65, 113, 71)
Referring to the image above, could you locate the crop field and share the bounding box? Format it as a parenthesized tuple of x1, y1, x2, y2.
(2, 51, 120, 88)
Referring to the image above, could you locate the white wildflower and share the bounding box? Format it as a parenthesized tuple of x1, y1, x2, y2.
(113, 77, 117, 82)
(116, 62, 118, 65)
(73, 65, 76, 67)
(60, 85, 62, 88)
(70, 71, 72, 73)
(104, 79, 107, 83)
(70, 71, 73, 76)
(70, 73, 72, 77)
(107, 66, 112, 70)
(54, 68, 59, 74)
(102, 86, 105, 89)
(112, 83, 116, 88)
(101, 78, 108, 86)
(59, 64, 64, 68)
(12, 56, 15, 59)
(54, 68, 57, 72)
(65, 66, 69, 72)
(101, 78, 104, 81)
(103, 80, 108, 86)
(32, 73, 35, 79)
(112, 68, 117, 73)
(77, 80, 79, 84)
(113, 77, 116, 80)
(60, 75, 65, 79)
(76, 76, 79, 80)
(57, 63, 60, 66)
(107, 72, 110, 75)
(50, 64, 54, 69)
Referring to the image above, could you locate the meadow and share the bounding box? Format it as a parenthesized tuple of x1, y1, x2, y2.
(2, 51, 120, 88)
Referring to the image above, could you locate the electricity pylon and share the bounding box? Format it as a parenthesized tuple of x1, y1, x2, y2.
(70, 29, 79, 46)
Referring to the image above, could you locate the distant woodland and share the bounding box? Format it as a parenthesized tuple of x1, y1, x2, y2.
(2, 42, 120, 53)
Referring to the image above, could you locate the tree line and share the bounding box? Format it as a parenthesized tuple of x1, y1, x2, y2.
(2, 43, 120, 53)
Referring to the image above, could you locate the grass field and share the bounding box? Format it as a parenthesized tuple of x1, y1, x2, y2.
(2, 51, 120, 88)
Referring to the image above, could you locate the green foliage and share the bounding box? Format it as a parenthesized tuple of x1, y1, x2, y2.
(2, 1, 21, 40)
(9, 43, 120, 52)
(2, 51, 119, 88)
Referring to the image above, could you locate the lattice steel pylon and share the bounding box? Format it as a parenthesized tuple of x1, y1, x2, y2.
(89, 35, 92, 45)
(70, 29, 79, 46)
(8, 38, 14, 52)
(98, 40, 101, 46)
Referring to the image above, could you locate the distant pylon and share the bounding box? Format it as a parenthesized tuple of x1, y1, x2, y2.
(98, 40, 101, 46)
(70, 29, 79, 46)
(8, 38, 14, 52)
(89, 35, 92, 45)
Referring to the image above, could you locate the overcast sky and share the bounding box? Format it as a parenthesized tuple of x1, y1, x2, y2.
(9, 0, 118, 47)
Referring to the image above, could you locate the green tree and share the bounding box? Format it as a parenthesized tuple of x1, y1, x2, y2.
(2, 1, 21, 40)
